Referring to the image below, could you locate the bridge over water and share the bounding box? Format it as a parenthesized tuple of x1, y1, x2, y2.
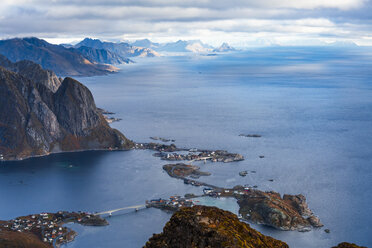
(94, 204, 146, 216)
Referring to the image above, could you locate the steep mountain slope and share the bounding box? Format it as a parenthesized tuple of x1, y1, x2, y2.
(75, 38, 159, 58)
(0, 37, 117, 76)
(75, 46, 132, 65)
(144, 205, 289, 248)
(0, 58, 133, 161)
(0, 54, 61, 92)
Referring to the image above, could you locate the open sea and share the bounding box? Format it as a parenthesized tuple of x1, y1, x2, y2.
(1, 47, 372, 247)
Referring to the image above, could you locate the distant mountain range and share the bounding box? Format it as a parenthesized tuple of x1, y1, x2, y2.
(131, 39, 160, 49)
(0, 36, 235, 76)
(213, 42, 236, 52)
(74, 38, 159, 57)
(130, 39, 236, 53)
(0, 37, 120, 76)
(0, 37, 160, 76)
(0, 54, 133, 161)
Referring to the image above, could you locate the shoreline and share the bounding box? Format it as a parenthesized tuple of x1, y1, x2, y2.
(0, 147, 131, 163)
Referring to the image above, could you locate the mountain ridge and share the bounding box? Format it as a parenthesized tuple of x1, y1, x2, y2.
(75, 38, 159, 58)
(75, 46, 133, 65)
(0, 37, 118, 76)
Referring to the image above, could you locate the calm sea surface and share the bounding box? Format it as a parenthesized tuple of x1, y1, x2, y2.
(1, 47, 372, 247)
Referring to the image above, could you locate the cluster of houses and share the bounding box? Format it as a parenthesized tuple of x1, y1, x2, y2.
(202, 186, 258, 198)
(146, 195, 194, 211)
(155, 152, 209, 161)
(154, 149, 244, 163)
(1, 212, 68, 244)
(0, 211, 95, 246)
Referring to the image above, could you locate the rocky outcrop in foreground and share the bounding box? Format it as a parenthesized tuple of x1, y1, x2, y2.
(235, 188, 323, 231)
(144, 205, 289, 248)
(0, 58, 133, 161)
(332, 242, 367, 248)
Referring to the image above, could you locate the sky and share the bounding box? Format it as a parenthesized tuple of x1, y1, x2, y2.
(0, 0, 371, 47)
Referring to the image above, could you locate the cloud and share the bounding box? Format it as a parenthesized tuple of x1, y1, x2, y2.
(0, 0, 371, 46)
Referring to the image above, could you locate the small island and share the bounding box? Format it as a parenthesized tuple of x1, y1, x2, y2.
(163, 163, 211, 179)
(239, 134, 262, 138)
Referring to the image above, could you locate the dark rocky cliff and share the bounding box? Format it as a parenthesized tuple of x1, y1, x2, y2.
(0, 59, 133, 161)
(144, 205, 289, 248)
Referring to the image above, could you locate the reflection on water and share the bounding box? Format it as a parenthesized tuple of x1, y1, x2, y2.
(1, 47, 372, 247)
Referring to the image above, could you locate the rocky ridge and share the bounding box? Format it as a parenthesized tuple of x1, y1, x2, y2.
(0, 54, 61, 92)
(75, 46, 133, 65)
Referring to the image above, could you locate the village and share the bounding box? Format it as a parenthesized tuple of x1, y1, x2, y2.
(0, 211, 107, 247)
(146, 195, 194, 211)
(134, 141, 244, 164)
(144, 184, 260, 213)
(154, 150, 244, 163)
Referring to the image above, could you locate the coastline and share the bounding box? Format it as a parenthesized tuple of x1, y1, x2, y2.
(0, 146, 133, 163)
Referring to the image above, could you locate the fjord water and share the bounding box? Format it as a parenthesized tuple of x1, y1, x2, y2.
(1, 47, 372, 247)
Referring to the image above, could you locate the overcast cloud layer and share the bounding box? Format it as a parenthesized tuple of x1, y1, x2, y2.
(0, 0, 371, 46)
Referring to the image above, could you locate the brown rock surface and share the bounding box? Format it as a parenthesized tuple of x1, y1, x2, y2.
(144, 205, 289, 248)
(163, 163, 211, 178)
(0, 230, 50, 248)
(236, 189, 323, 231)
